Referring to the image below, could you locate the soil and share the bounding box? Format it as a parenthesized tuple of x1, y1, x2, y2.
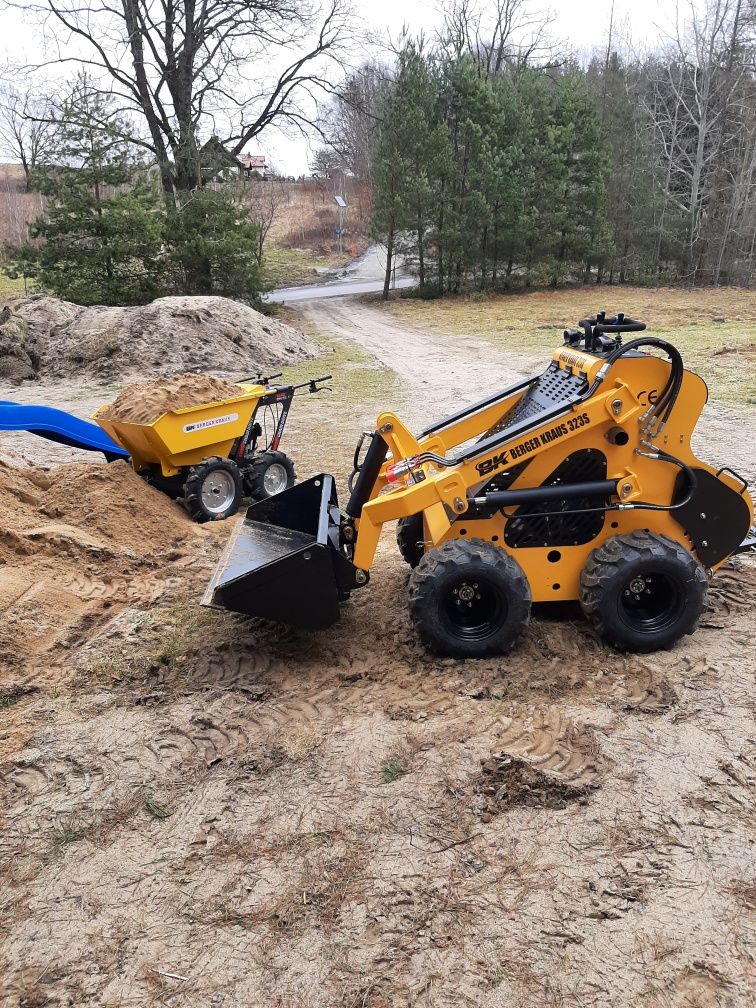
(1, 294, 320, 382)
(0, 290, 754, 1008)
(0, 459, 210, 685)
(100, 373, 246, 425)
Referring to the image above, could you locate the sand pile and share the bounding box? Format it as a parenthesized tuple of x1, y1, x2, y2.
(0, 459, 194, 563)
(0, 311, 36, 382)
(0, 457, 200, 671)
(2, 295, 320, 382)
(100, 373, 245, 425)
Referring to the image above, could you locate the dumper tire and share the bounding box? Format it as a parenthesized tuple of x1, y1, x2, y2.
(397, 514, 424, 568)
(182, 457, 244, 523)
(409, 539, 531, 658)
(246, 451, 296, 501)
(579, 531, 708, 653)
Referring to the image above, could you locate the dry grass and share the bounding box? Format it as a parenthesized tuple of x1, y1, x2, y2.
(0, 270, 27, 299)
(259, 178, 371, 288)
(382, 285, 756, 405)
(79, 599, 243, 697)
(263, 246, 350, 288)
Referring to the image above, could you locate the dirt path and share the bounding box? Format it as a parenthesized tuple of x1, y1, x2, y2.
(298, 296, 542, 391)
(1, 294, 754, 1008)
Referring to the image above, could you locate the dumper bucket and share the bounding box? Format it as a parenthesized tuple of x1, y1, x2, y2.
(201, 474, 362, 629)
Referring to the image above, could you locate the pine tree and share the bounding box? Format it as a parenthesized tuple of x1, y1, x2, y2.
(479, 72, 531, 287)
(587, 52, 657, 283)
(371, 42, 450, 296)
(165, 188, 262, 300)
(11, 77, 163, 305)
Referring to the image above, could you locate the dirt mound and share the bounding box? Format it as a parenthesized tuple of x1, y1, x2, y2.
(2, 295, 320, 382)
(101, 373, 245, 425)
(0, 312, 36, 382)
(474, 707, 604, 816)
(41, 461, 195, 554)
(0, 459, 193, 561)
(0, 458, 201, 671)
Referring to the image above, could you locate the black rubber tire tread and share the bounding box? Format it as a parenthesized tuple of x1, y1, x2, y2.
(396, 514, 425, 568)
(408, 538, 531, 658)
(579, 530, 708, 653)
(245, 451, 296, 501)
(181, 456, 244, 523)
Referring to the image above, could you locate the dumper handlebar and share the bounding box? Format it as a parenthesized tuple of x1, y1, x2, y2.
(238, 372, 332, 391)
(291, 374, 332, 393)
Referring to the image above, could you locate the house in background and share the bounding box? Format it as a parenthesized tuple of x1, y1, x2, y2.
(237, 153, 270, 179)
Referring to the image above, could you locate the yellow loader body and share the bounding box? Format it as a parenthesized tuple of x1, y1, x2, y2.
(352, 347, 742, 601)
(204, 313, 754, 655)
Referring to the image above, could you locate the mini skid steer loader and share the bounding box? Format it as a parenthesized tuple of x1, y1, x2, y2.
(203, 312, 754, 656)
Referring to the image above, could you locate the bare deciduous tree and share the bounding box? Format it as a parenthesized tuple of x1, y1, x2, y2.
(317, 61, 389, 181)
(244, 180, 289, 263)
(15, 0, 356, 198)
(441, 0, 558, 71)
(0, 86, 53, 184)
(641, 0, 754, 282)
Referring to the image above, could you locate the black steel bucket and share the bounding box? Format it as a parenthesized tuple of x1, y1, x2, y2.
(201, 474, 362, 629)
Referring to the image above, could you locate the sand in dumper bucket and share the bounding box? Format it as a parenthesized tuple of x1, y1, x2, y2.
(202, 475, 363, 629)
(99, 373, 244, 425)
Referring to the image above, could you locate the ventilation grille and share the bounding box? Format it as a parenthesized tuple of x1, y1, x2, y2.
(504, 449, 608, 548)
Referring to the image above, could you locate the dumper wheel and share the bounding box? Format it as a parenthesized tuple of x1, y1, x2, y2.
(246, 451, 296, 501)
(409, 539, 531, 657)
(579, 531, 708, 652)
(182, 457, 244, 523)
(397, 514, 424, 568)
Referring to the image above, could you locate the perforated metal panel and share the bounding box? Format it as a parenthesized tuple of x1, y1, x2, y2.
(506, 363, 588, 425)
(486, 362, 588, 438)
(504, 449, 608, 548)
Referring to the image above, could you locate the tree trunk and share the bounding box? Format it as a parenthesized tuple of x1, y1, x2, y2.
(417, 210, 425, 287)
(479, 224, 488, 290)
(383, 226, 394, 300)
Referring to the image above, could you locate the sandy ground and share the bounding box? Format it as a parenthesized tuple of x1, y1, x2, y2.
(1, 293, 755, 1008)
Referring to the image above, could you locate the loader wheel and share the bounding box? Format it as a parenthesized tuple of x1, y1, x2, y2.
(246, 451, 296, 501)
(409, 539, 531, 658)
(579, 531, 708, 653)
(397, 514, 424, 568)
(182, 457, 243, 523)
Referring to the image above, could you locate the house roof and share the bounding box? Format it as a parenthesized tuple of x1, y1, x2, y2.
(238, 154, 267, 169)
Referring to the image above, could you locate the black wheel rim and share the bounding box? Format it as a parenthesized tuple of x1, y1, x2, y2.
(442, 575, 506, 642)
(618, 568, 685, 634)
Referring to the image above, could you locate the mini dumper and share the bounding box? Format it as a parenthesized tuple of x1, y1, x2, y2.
(94, 372, 331, 522)
(203, 313, 754, 655)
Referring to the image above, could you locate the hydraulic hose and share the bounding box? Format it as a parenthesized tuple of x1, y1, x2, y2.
(630, 446, 697, 512)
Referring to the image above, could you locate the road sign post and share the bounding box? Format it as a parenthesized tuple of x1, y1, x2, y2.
(334, 194, 347, 255)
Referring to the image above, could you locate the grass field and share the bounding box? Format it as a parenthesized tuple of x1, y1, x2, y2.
(382, 285, 756, 405)
(0, 271, 27, 299)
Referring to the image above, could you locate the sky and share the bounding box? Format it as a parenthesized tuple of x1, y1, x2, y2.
(0, 0, 682, 173)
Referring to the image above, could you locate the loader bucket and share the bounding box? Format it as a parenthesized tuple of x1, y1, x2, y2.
(201, 474, 362, 629)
